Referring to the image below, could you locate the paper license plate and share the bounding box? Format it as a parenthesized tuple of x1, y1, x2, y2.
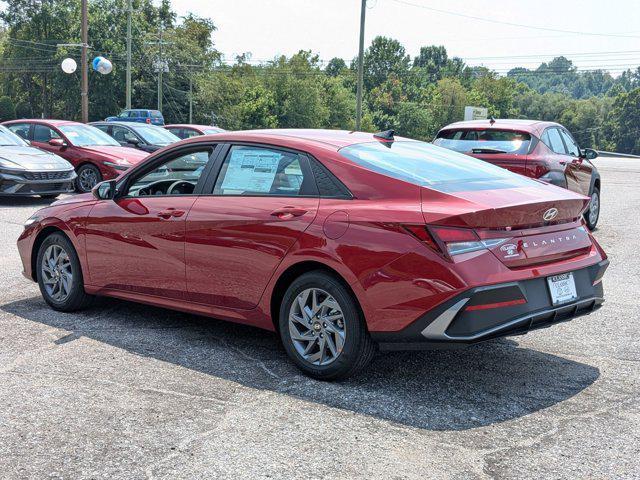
(547, 272, 578, 306)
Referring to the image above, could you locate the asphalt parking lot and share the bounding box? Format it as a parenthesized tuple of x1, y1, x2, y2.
(0, 157, 639, 479)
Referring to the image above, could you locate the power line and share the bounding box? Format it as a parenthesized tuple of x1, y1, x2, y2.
(387, 0, 640, 39)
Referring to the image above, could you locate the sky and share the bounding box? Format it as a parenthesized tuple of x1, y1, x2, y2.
(170, 0, 640, 74)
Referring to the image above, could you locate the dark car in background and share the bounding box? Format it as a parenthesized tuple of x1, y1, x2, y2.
(0, 125, 75, 199)
(2, 119, 150, 193)
(434, 119, 601, 230)
(105, 109, 164, 126)
(91, 121, 180, 153)
(164, 124, 225, 139)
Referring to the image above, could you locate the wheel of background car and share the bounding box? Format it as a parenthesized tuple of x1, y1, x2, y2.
(167, 180, 196, 195)
(36, 232, 93, 312)
(585, 187, 600, 230)
(76, 164, 102, 193)
(278, 271, 376, 380)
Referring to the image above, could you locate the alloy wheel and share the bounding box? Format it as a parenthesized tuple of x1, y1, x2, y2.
(40, 244, 73, 302)
(78, 167, 98, 192)
(288, 288, 346, 366)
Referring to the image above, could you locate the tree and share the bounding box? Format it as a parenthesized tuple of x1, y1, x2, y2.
(325, 57, 347, 77)
(0, 96, 16, 120)
(611, 88, 640, 154)
(363, 36, 410, 91)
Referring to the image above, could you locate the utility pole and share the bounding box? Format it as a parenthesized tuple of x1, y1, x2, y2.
(157, 28, 163, 112)
(146, 28, 171, 113)
(125, 0, 132, 109)
(81, 0, 89, 122)
(355, 0, 366, 131)
(188, 73, 193, 123)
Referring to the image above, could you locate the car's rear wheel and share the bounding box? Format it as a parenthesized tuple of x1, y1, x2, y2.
(36, 232, 93, 311)
(76, 164, 102, 193)
(279, 271, 376, 380)
(585, 186, 600, 230)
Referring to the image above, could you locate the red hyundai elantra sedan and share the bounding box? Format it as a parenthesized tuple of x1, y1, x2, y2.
(2, 119, 149, 193)
(17, 129, 608, 380)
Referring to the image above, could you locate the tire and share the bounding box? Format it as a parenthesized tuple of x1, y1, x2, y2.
(75, 164, 102, 193)
(36, 232, 93, 312)
(279, 271, 376, 380)
(584, 186, 600, 230)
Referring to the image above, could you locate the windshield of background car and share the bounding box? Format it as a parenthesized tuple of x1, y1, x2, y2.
(0, 126, 28, 146)
(133, 125, 180, 145)
(150, 110, 163, 119)
(203, 128, 224, 135)
(339, 140, 535, 192)
(433, 129, 531, 155)
(59, 125, 120, 146)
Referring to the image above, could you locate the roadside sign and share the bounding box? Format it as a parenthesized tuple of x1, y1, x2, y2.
(464, 106, 488, 121)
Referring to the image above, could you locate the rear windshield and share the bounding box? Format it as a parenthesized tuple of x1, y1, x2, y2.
(434, 129, 531, 155)
(339, 140, 534, 192)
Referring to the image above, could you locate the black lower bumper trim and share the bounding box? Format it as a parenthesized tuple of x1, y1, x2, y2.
(372, 260, 608, 351)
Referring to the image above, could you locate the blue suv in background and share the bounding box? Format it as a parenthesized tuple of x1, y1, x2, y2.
(105, 109, 164, 126)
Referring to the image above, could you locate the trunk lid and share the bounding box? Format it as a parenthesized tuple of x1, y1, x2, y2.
(421, 181, 588, 230)
(420, 181, 592, 267)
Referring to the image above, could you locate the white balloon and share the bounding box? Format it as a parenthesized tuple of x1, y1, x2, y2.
(61, 58, 77, 74)
(96, 58, 113, 75)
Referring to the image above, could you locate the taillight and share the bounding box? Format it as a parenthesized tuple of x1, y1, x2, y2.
(146, 117, 151, 124)
(527, 159, 550, 178)
(403, 225, 508, 260)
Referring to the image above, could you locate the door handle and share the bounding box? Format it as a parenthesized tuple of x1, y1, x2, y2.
(270, 206, 308, 219)
(157, 208, 185, 219)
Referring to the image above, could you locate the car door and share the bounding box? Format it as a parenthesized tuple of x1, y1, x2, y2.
(84, 144, 218, 299)
(559, 128, 592, 196)
(541, 127, 576, 190)
(185, 144, 320, 309)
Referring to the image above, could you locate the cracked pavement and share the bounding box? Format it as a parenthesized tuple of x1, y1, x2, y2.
(0, 157, 639, 479)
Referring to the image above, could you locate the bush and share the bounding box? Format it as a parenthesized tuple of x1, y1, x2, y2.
(0, 96, 16, 121)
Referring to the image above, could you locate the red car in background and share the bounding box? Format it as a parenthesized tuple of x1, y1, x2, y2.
(434, 119, 601, 230)
(17, 129, 608, 380)
(164, 124, 225, 139)
(2, 119, 149, 193)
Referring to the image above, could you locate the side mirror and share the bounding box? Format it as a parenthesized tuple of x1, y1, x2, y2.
(126, 137, 141, 146)
(581, 148, 598, 160)
(49, 138, 67, 147)
(92, 179, 117, 200)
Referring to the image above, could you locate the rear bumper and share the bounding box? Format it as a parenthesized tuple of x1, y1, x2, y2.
(371, 259, 608, 350)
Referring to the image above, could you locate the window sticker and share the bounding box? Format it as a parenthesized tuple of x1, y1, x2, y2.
(220, 148, 282, 193)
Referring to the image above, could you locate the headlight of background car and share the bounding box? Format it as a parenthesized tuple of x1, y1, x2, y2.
(0, 157, 23, 171)
(103, 160, 132, 171)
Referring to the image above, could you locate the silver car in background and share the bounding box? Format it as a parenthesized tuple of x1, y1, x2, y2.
(0, 125, 76, 199)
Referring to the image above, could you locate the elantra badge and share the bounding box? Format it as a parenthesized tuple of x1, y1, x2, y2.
(543, 208, 559, 221)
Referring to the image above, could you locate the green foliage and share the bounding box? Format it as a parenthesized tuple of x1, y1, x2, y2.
(610, 88, 640, 155)
(0, 95, 16, 120)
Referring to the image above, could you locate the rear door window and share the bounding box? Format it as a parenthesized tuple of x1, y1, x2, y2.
(434, 129, 531, 154)
(213, 146, 313, 196)
(6, 123, 31, 140)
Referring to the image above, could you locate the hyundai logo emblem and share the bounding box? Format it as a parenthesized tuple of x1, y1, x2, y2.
(543, 208, 559, 221)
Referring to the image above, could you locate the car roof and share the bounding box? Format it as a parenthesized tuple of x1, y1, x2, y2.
(439, 119, 562, 136)
(3, 119, 83, 127)
(165, 124, 221, 130)
(185, 129, 408, 149)
(92, 121, 157, 128)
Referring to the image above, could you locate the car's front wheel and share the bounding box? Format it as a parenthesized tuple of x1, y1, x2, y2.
(279, 271, 376, 380)
(585, 186, 600, 230)
(36, 232, 93, 311)
(76, 164, 102, 193)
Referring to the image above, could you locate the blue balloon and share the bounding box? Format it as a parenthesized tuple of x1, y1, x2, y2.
(92, 56, 104, 70)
